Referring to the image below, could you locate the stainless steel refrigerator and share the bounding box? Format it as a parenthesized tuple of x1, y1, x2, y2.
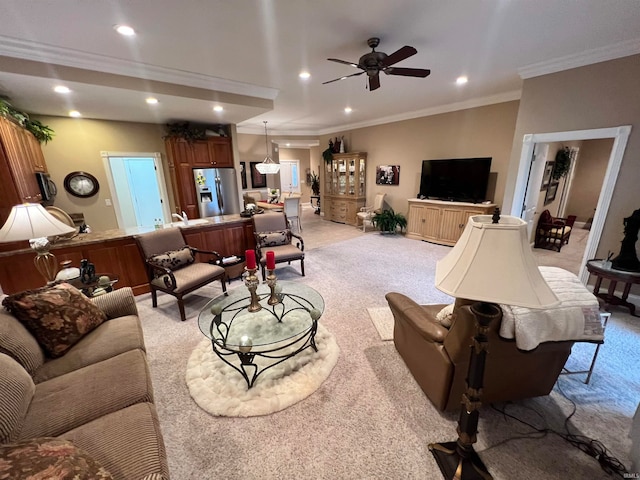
(193, 168, 240, 217)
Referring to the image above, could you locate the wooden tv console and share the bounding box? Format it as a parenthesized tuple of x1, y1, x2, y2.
(406, 198, 497, 246)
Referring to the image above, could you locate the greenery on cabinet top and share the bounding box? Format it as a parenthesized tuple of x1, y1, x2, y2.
(164, 121, 230, 142)
(0, 99, 55, 144)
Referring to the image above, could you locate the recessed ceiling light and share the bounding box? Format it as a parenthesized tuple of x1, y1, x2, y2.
(299, 71, 311, 79)
(53, 85, 70, 94)
(69, 110, 81, 118)
(286, 143, 291, 147)
(114, 25, 136, 36)
(213, 105, 224, 112)
(146, 97, 159, 104)
(456, 76, 468, 85)
(344, 107, 352, 114)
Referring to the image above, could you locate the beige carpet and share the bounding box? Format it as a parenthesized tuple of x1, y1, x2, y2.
(367, 307, 394, 341)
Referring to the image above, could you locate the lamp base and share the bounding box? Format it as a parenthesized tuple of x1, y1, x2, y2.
(429, 441, 492, 480)
(34, 251, 58, 284)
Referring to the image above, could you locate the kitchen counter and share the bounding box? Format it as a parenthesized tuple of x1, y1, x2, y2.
(0, 215, 256, 295)
(0, 214, 247, 257)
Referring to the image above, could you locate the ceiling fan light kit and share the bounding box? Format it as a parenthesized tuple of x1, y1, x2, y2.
(324, 37, 431, 91)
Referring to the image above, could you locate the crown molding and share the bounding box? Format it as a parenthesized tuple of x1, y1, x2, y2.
(316, 90, 522, 136)
(518, 38, 640, 79)
(0, 35, 279, 101)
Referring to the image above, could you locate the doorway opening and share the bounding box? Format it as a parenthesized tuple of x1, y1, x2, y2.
(100, 151, 171, 229)
(279, 160, 301, 195)
(509, 126, 631, 283)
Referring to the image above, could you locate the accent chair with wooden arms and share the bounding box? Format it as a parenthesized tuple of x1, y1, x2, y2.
(356, 193, 386, 232)
(134, 228, 227, 321)
(534, 209, 576, 252)
(252, 211, 304, 281)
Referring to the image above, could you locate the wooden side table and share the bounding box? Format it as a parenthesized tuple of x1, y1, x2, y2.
(68, 273, 119, 297)
(586, 260, 640, 317)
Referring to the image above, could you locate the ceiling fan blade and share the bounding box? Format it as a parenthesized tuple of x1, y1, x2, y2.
(322, 71, 364, 85)
(381, 46, 417, 67)
(369, 74, 380, 91)
(385, 67, 431, 78)
(327, 58, 360, 69)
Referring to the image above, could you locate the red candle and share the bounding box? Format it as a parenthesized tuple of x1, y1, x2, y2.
(245, 249, 256, 270)
(266, 250, 276, 270)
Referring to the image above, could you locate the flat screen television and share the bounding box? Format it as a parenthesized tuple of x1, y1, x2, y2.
(419, 157, 492, 203)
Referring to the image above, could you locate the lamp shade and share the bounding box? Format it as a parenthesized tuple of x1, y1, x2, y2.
(435, 215, 559, 308)
(255, 157, 280, 175)
(0, 203, 76, 242)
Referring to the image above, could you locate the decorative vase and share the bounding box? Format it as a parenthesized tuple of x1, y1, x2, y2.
(340, 137, 345, 153)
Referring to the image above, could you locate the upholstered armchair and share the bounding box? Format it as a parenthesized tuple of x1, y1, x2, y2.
(252, 211, 304, 281)
(385, 293, 573, 411)
(534, 210, 577, 252)
(134, 228, 226, 321)
(356, 193, 386, 232)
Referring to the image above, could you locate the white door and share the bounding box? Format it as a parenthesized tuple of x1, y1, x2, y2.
(279, 160, 301, 194)
(521, 143, 549, 239)
(101, 152, 171, 229)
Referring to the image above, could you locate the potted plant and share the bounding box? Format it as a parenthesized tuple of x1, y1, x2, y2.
(372, 208, 407, 234)
(310, 171, 320, 196)
(552, 146, 572, 180)
(0, 98, 55, 144)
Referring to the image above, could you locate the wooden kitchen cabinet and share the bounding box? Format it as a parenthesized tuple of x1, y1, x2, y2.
(406, 199, 497, 246)
(0, 116, 46, 223)
(165, 135, 234, 218)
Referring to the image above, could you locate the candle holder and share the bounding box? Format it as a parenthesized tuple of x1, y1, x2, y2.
(266, 269, 280, 305)
(243, 266, 262, 312)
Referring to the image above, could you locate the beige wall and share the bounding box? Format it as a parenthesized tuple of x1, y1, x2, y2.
(503, 54, 640, 263)
(36, 116, 167, 232)
(565, 138, 613, 223)
(318, 101, 520, 215)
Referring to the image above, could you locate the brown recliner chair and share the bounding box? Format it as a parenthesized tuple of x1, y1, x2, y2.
(385, 293, 573, 412)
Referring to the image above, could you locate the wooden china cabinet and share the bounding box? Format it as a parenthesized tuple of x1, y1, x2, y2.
(323, 152, 367, 225)
(164, 136, 233, 219)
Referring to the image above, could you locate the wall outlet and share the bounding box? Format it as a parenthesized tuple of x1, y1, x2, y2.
(105, 199, 112, 206)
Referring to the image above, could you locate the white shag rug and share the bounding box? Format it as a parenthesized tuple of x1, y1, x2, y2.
(186, 323, 339, 417)
(367, 307, 394, 341)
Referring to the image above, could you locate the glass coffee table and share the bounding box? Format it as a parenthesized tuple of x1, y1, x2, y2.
(198, 281, 324, 388)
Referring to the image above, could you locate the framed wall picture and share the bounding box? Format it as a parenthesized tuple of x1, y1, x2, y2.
(250, 162, 267, 188)
(541, 161, 554, 191)
(544, 182, 558, 205)
(240, 162, 248, 189)
(375, 165, 400, 185)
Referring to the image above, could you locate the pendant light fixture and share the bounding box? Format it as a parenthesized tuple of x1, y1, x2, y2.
(255, 121, 280, 175)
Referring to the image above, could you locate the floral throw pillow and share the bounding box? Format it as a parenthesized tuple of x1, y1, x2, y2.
(0, 437, 114, 479)
(2, 282, 107, 358)
(257, 230, 291, 248)
(148, 245, 195, 271)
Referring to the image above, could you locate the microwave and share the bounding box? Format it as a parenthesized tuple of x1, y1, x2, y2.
(35, 172, 58, 202)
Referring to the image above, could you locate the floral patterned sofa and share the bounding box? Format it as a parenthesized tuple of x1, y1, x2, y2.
(0, 283, 169, 479)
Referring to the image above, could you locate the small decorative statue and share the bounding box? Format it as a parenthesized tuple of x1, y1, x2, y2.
(611, 208, 640, 272)
(79, 258, 97, 284)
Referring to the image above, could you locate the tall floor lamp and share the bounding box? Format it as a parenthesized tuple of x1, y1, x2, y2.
(429, 211, 559, 480)
(0, 203, 76, 283)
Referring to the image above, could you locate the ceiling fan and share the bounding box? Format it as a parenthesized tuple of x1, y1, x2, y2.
(323, 37, 431, 91)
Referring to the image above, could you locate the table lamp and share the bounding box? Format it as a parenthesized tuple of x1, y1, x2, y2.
(430, 210, 559, 479)
(0, 203, 76, 283)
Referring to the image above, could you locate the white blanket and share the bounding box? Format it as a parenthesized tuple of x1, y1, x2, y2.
(499, 266, 603, 351)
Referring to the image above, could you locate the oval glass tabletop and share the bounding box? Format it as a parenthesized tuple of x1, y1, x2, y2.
(198, 281, 324, 350)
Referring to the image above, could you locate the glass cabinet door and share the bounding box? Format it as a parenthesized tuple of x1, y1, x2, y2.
(338, 159, 347, 194)
(358, 157, 366, 196)
(348, 159, 356, 195)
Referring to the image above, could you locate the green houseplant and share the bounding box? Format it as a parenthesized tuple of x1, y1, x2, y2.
(552, 146, 572, 180)
(0, 98, 55, 143)
(309, 171, 320, 195)
(372, 208, 407, 234)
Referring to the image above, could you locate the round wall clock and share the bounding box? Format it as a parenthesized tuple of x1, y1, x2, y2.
(63, 171, 100, 198)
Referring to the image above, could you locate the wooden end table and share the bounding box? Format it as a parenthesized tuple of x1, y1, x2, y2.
(586, 260, 640, 317)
